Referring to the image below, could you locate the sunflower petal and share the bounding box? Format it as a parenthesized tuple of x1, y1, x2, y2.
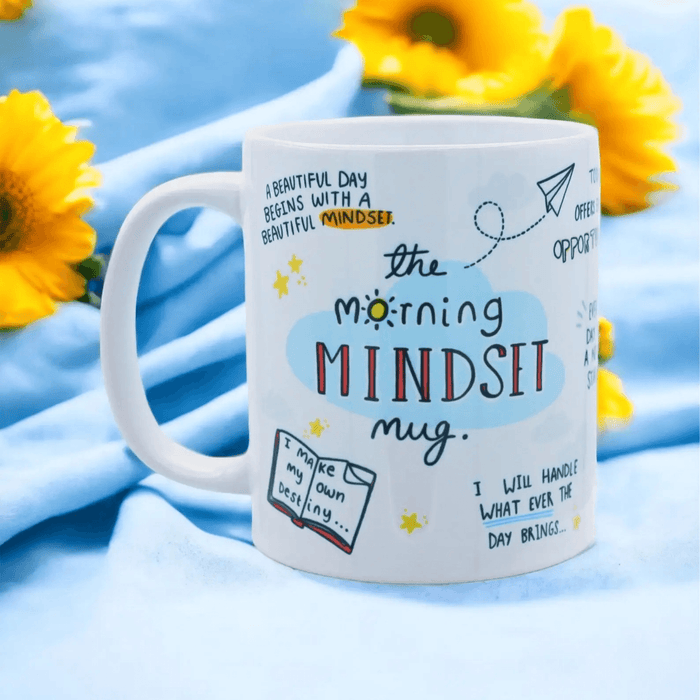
(335, 0, 548, 97)
(13, 253, 86, 301)
(598, 367, 634, 432)
(547, 8, 680, 215)
(598, 317, 614, 364)
(0, 90, 99, 325)
(0, 0, 32, 21)
(0, 258, 57, 327)
(36, 216, 97, 262)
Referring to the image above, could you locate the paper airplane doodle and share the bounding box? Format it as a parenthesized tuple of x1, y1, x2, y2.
(465, 162, 576, 269)
(537, 163, 575, 217)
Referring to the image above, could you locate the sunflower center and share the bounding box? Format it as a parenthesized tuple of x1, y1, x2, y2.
(408, 9, 457, 48)
(0, 195, 20, 252)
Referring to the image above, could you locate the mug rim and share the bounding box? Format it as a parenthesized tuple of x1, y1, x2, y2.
(246, 114, 598, 151)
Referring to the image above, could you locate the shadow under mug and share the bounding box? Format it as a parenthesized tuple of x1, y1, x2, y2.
(100, 115, 600, 583)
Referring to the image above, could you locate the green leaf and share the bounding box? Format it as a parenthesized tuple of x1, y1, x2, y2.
(75, 254, 106, 282)
(387, 81, 579, 124)
(361, 77, 412, 94)
(76, 291, 101, 308)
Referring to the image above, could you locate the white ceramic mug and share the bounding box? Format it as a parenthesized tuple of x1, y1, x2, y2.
(101, 115, 600, 583)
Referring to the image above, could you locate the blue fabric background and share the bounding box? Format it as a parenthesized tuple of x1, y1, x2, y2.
(0, 0, 697, 697)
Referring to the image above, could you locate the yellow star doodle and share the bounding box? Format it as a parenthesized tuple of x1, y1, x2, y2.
(272, 270, 289, 298)
(309, 418, 325, 437)
(400, 512, 423, 535)
(288, 254, 303, 274)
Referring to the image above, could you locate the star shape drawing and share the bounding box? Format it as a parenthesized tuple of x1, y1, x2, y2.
(309, 418, 325, 437)
(273, 270, 289, 298)
(400, 512, 423, 534)
(288, 254, 303, 274)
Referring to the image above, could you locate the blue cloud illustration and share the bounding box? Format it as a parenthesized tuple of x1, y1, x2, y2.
(286, 262, 564, 429)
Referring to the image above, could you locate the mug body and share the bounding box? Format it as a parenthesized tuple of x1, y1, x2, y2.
(241, 116, 600, 583)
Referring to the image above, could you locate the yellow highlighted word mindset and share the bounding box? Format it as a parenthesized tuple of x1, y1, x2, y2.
(319, 208, 394, 229)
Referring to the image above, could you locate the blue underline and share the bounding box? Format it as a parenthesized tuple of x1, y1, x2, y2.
(483, 509, 555, 528)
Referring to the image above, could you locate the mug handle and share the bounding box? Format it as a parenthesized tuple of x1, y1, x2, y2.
(100, 172, 250, 493)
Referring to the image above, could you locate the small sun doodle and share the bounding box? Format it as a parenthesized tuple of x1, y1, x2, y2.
(361, 289, 397, 330)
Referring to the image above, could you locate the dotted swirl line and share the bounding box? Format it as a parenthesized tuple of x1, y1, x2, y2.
(464, 201, 504, 269)
(464, 201, 547, 269)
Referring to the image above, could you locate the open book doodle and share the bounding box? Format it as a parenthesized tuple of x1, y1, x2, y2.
(268, 430, 377, 554)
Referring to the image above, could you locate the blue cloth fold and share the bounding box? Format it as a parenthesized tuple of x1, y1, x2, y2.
(1, 445, 697, 698)
(0, 35, 363, 544)
(0, 0, 698, 696)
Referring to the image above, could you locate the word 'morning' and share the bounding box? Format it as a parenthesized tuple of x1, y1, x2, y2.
(335, 295, 503, 336)
(315, 341, 548, 403)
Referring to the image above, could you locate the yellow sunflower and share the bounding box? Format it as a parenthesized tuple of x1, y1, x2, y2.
(598, 316, 615, 364)
(547, 8, 681, 215)
(0, 90, 100, 328)
(596, 317, 633, 432)
(334, 0, 548, 97)
(598, 367, 634, 432)
(0, 0, 31, 21)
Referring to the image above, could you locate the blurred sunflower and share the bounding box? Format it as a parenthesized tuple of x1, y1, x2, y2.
(597, 317, 633, 432)
(598, 316, 615, 363)
(0, 90, 100, 328)
(548, 8, 681, 215)
(334, 0, 548, 97)
(381, 6, 680, 216)
(0, 0, 31, 21)
(598, 368, 634, 432)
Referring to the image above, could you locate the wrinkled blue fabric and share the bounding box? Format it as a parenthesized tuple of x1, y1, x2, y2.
(0, 17, 363, 544)
(0, 0, 698, 697)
